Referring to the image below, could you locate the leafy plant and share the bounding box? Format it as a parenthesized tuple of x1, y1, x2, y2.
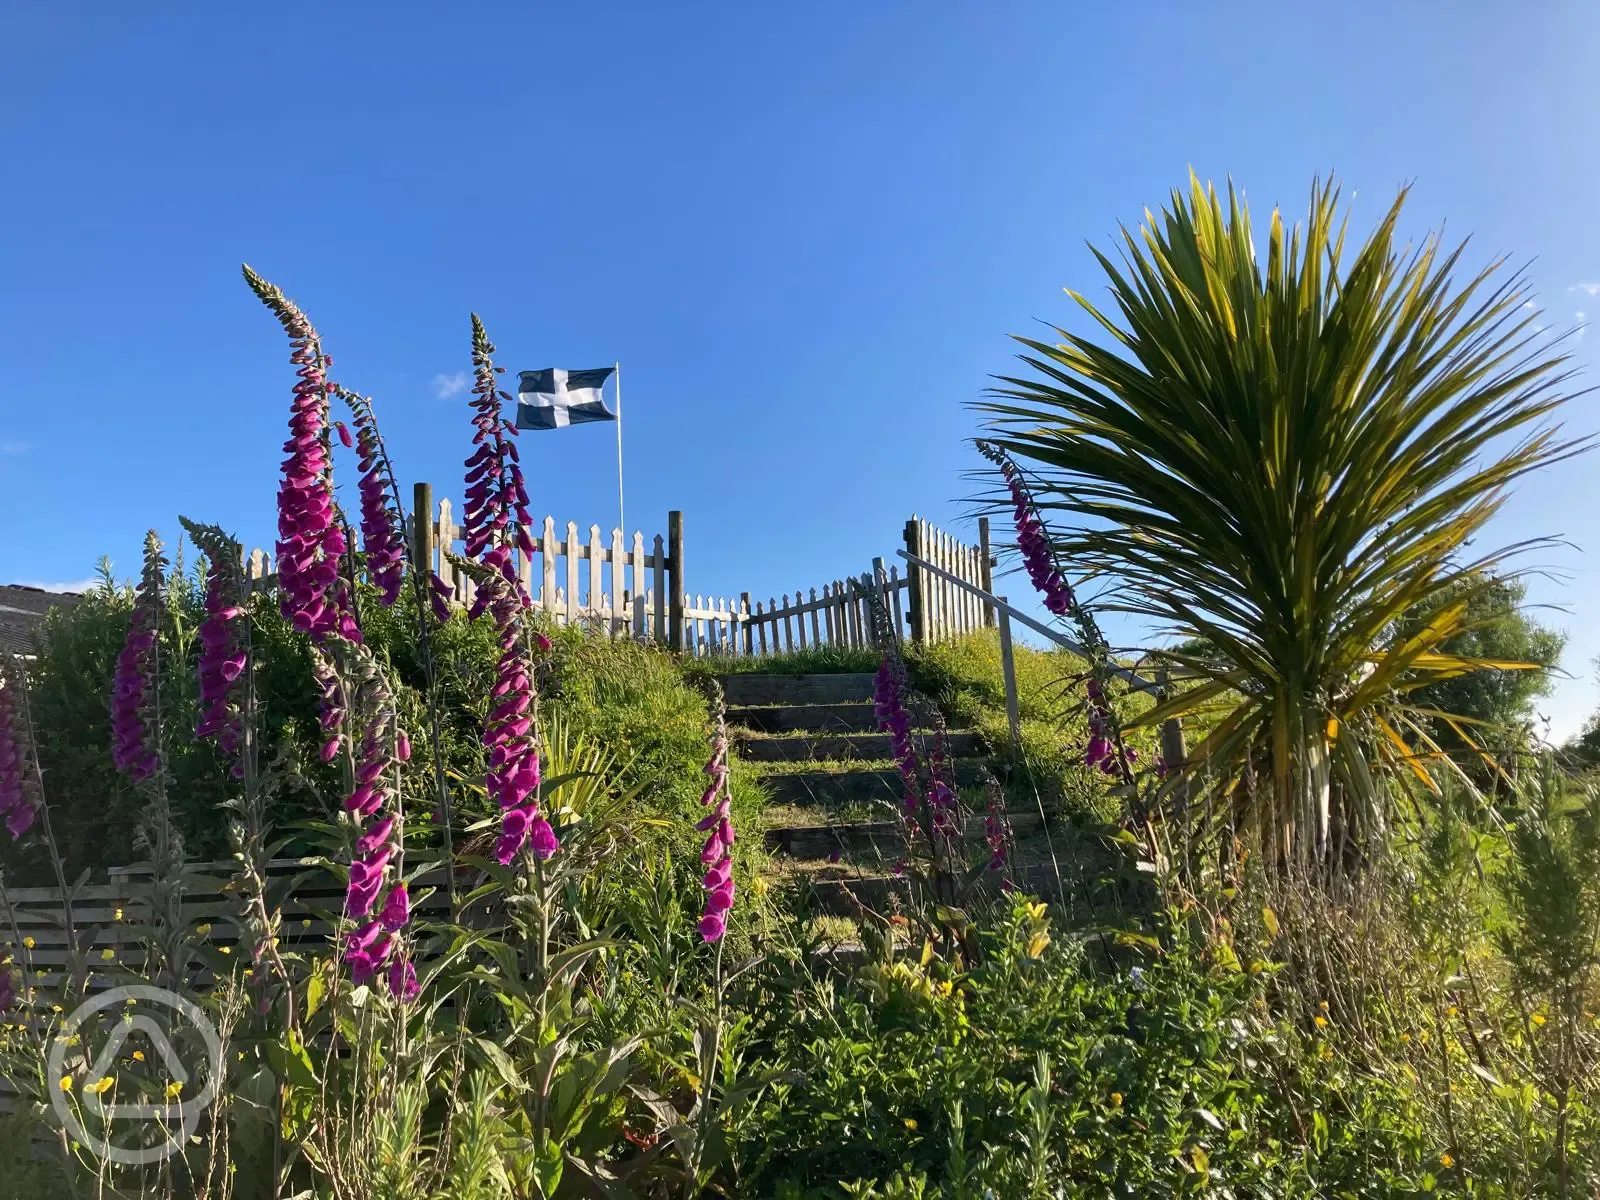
(980, 173, 1586, 865)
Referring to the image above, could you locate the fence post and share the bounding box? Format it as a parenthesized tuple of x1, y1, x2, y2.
(978, 516, 996, 628)
(995, 597, 1023, 752)
(668, 510, 684, 653)
(412, 481, 434, 577)
(741, 592, 753, 655)
(903, 518, 925, 646)
(1157, 665, 1189, 812)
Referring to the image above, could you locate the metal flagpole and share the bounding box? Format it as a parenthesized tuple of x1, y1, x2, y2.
(614, 361, 625, 537)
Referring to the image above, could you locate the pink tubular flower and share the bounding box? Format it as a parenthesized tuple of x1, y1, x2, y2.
(244, 266, 344, 642)
(388, 957, 419, 1003)
(696, 695, 735, 943)
(0, 671, 38, 840)
(185, 524, 247, 767)
(999, 457, 1075, 617)
(468, 569, 550, 865)
(336, 387, 406, 608)
(111, 532, 165, 784)
(461, 316, 533, 599)
(872, 655, 922, 816)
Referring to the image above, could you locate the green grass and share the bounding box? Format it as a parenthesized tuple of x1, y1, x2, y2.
(685, 644, 881, 678)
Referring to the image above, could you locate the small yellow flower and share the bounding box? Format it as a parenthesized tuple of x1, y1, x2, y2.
(1440, 1152, 1455, 1169)
(1417, 1029, 1429, 1044)
(113, 908, 124, 922)
(165, 1081, 183, 1099)
(58, 1075, 73, 1092)
(1318, 1000, 1329, 1012)
(1110, 1092, 1123, 1108)
(100, 949, 115, 961)
(1447, 1005, 1458, 1018)
(22, 936, 35, 950)
(1319, 1045, 1334, 1061)
(1314, 1015, 1328, 1028)
(88, 1076, 115, 1096)
(301, 919, 312, 928)
(903, 1117, 918, 1130)
(1531, 1013, 1546, 1027)
(51, 1004, 63, 1013)
(1026, 902, 1048, 921)
(1399, 1032, 1411, 1043)
(196, 923, 212, 937)
(751, 876, 769, 897)
(219, 945, 232, 955)
(132, 1050, 145, 1063)
(1026, 931, 1050, 960)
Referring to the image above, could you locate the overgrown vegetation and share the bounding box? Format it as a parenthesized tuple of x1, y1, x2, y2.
(3, 178, 1598, 1198)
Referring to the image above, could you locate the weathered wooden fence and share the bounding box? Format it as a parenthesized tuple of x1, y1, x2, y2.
(236, 484, 992, 660)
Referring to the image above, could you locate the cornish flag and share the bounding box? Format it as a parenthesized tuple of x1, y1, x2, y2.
(516, 367, 617, 430)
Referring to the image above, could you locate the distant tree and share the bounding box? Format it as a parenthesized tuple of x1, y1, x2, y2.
(1402, 576, 1564, 784)
(1564, 662, 1600, 770)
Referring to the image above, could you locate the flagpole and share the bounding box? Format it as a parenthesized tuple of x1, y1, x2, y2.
(614, 361, 625, 538)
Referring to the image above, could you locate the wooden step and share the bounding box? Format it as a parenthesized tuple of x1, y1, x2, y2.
(760, 763, 992, 808)
(717, 673, 876, 707)
(740, 730, 983, 763)
(792, 863, 1064, 915)
(729, 702, 878, 734)
(765, 809, 1042, 858)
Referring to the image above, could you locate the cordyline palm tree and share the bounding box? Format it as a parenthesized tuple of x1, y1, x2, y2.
(979, 174, 1587, 868)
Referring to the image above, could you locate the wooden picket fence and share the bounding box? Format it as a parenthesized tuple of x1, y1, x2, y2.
(236, 485, 991, 659)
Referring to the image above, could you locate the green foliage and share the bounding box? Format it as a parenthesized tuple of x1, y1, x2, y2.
(905, 629, 1158, 821)
(980, 173, 1585, 861)
(1402, 576, 1563, 784)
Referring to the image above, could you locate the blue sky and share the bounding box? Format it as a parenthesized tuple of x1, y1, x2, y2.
(2, 4, 1599, 736)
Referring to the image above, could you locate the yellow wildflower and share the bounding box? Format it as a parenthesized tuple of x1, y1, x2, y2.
(113, 908, 124, 922)
(22, 936, 35, 950)
(58, 1075, 73, 1092)
(1417, 1029, 1429, 1044)
(1314, 1015, 1328, 1028)
(88, 1076, 115, 1096)
(165, 1081, 183, 1099)
(196, 923, 212, 937)
(1399, 1032, 1411, 1043)
(1026, 902, 1047, 921)
(132, 1050, 145, 1063)
(301, 919, 312, 928)
(1446, 1005, 1458, 1018)
(1026, 931, 1050, 960)
(100, 949, 115, 961)
(1531, 1013, 1546, 1027)
(1110, 1092, 1123, 1108)
(903, 1117, 918, 1130)
(219, 946, 232, 955)
(1318, 1000, 1329, 1012)
(1440, 1152, 1455, 1169)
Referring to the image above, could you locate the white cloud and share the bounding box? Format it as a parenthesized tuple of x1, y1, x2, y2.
(432, 371, 470, 400)
(0, 440, 30, 455)
(1571, 283, 1600, 297)
(1577, 311, 1588, 343)
(11, 578, 99, 594)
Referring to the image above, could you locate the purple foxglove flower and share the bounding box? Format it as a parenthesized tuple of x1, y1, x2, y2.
(388, 957, 419, 1002)
(696, 693, 738, 942)
(0, 676, 38, 839)
(460, 316, 534, 602)
(378, 883, 410, 932)
(110, 533, 166, 783)
(698, 913, 727, 943)
(528, 815, 559, 860)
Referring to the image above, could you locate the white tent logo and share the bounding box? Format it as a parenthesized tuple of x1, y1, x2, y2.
(48, 984, 224, 1165)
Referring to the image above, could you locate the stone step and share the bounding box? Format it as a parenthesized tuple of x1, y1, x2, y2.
(765, 810, 1043, 858)
(760, 763, 992, 808)
(790, 863, 1064, 915)
(729, 702, 878, 734)
(739, 730, 984, 764)
(717, 673, 875, 707)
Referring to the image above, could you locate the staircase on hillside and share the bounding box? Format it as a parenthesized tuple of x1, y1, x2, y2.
(721, 672, 1047, 914)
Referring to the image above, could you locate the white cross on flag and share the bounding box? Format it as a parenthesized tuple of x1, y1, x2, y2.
(516, 368, 617, 430)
